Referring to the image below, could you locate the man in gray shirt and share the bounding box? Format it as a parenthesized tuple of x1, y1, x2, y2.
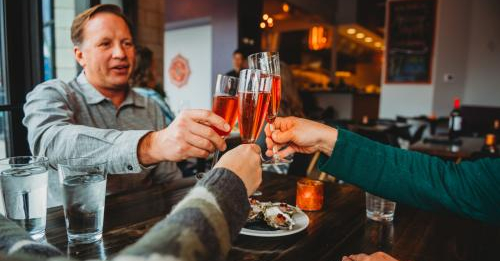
(23, 5, 229, 206)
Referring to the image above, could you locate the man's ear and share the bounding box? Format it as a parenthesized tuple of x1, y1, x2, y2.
(74, 46, 85, 68)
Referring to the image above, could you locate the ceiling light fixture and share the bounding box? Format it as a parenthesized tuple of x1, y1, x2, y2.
(283, 3, 290, 12)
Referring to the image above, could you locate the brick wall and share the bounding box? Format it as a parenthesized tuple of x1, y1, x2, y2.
(136, 0, 165, 85)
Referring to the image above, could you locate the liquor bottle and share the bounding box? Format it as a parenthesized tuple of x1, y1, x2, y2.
(448, 98, 462, 141)
(481, 134, 499, 156)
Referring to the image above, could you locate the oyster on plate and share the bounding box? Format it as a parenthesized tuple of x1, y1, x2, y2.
(247, 199, 296, 230)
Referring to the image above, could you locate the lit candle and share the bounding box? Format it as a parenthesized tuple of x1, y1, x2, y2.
(296, 178, 324, 211)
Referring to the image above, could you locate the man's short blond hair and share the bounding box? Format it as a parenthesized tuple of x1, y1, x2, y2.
(71, 4, 133, 46)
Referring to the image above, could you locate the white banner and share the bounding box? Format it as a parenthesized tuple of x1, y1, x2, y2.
(164, 24, 213, 114)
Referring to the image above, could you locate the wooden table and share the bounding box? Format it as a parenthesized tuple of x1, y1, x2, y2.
(46, 172, 500, 261)
(410, 136, 484, 160)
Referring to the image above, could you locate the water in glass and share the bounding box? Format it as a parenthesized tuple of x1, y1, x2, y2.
(62, 173, 106, 243)
(365, 192, 396, 222)
(0, 157, 48, 240)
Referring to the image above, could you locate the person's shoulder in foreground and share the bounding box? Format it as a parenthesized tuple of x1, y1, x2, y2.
(0, 144, 262, 261)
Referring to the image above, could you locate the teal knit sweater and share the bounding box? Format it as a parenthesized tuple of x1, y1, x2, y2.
(319, 129, 500, 224)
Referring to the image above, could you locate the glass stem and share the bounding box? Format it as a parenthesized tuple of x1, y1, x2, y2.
(211, 135, 228, 169)
(211, 149, 221, 169)
(270, 123, 280, 160)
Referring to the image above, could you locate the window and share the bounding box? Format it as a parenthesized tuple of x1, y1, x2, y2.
(0, 0, 9, 158)
(0, 0, 45, 156)
(42, 0, 55, 81)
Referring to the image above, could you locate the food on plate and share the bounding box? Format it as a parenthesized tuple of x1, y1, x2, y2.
(246, 199, 297, 230)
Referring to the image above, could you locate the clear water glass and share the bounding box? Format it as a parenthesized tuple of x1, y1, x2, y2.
(58, 158, 107, 244)
(0, 156, 49, 240)
(365, 192, 396, 222)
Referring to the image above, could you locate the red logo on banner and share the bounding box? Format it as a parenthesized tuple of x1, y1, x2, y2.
(168, 54, 191, 88)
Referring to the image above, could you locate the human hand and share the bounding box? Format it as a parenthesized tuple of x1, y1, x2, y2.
(342, 252, 399, 261)
(139, 109, 230, 164)
(214, 144, 262, 196)
(265, 117, 338, 158)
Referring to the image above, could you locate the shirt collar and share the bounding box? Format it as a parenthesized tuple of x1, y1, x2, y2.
(121, 89, 146, 108)
(75, 71, 146, 108)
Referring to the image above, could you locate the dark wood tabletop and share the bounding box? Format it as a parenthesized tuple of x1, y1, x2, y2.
(410, 136, 484, 160)
(45, 172, 500, 261)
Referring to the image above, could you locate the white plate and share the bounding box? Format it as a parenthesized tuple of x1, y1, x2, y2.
(240, 206, 310, 237)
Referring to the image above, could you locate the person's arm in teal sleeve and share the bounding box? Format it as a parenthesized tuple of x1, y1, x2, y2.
(319, 128, 500, 224)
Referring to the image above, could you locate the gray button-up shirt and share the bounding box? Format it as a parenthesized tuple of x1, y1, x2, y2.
(23, 72, 182, 207)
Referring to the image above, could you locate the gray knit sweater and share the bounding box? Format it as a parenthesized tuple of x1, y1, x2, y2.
(0, 167, 250, 261)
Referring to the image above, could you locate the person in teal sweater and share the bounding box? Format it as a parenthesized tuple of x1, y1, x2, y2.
(264, 116, 500, 261)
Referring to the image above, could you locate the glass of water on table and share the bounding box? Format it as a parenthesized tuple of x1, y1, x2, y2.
(58, 158, 107, 244)
(365, 192, 396, 222)
(0, 156, 49, 240)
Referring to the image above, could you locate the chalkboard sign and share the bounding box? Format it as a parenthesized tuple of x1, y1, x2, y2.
(385, 0, 437, 83)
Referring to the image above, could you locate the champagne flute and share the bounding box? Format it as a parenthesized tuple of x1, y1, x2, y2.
(238, 69, 272, 196)
(238, 69, 272, 144)
(248, 52, 292, 165)
(210, 74, 239, 168)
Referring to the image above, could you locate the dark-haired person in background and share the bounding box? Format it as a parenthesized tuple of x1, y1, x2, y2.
(225, 49, 247, 78)
(130, 45, 176, 124)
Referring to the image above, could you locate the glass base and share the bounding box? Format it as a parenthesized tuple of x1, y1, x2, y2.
(251, 190, 263, 197)
(29, 231, 46, 241)
(68, 231, 102, 244)
(366, 210, 394, 222)
(195, 172, 206, 180)
(261, 157, 293, 166)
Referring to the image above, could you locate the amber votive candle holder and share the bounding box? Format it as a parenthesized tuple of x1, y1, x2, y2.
(296, 178, 324, 211)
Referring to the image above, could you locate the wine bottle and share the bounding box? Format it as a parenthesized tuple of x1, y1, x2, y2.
(448, 98, 462, 141)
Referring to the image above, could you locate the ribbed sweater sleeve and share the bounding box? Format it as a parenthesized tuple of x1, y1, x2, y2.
(118, 167, 249, 261)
